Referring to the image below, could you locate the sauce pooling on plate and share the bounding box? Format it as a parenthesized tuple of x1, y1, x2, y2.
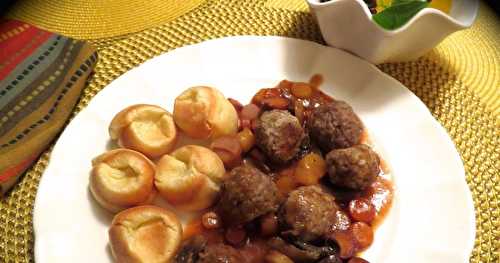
(175, 75, 394, 263)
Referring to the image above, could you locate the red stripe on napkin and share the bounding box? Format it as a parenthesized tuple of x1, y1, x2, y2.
(0, 154, 37, 182)
(0, 27, 53, 79)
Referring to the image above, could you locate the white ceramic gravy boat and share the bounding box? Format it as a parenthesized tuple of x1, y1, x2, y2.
(307, 0, 478, 64)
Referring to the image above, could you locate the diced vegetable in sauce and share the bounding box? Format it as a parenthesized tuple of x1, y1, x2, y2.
(177, 75, 393, 263)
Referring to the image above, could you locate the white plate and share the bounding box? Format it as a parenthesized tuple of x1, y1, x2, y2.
(33, 36, 475, 263)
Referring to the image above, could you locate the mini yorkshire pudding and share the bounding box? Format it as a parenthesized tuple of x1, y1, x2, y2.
(109, 205, 182, 263)
(90, 149, 155, 213)
(173, 86, 238, 139)
(155, 145, 226, 211)
(109, 104, 177, 158)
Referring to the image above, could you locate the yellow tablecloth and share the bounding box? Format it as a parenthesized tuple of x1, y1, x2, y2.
(1, 0, 499, 262)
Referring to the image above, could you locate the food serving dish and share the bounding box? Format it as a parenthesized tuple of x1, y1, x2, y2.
(33, 36, 475, 262)
(307, 0, 478, 64)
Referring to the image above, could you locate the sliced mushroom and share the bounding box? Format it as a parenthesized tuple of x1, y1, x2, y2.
(268, 237, 320, 263)
(267, 237, 338, 263)
(174, 235, 207, 263)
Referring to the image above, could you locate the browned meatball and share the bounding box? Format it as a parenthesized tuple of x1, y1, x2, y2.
(198, 244, 242, 263)
(326, 144, 380, 190)
(281, 185, 338, 242)
(255, 110, 305, 163)
(216, 165, 280, 226)
(307, 101, 363, 152)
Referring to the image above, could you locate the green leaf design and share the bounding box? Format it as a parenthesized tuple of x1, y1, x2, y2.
(392, 0, 416, 5)
(373, 0, 429, 30)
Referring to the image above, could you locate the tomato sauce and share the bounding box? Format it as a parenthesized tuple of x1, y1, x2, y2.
(251, 75, 333, 126)
(183, 218, 225, 243)
(251, 74, 394, 225)
(183, 218, 204, 241)
(181, 75, 394, 261)
(361, 177, 393, 228)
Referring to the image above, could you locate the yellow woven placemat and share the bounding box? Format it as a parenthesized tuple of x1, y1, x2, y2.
(1, 0, 499, 262)
(4, 0, 206, 39)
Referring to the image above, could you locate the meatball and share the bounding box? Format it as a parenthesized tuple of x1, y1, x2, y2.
(198, 244, 242, 263)
(307, 101, 363, 152)
(255, 110, 305, 163)
(326, 145, 380, 190)
(281, 185, 338, 242)
(216, 165, 280, 226)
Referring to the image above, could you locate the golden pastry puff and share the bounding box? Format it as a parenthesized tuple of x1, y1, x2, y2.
(173, 86, 238, 139)
(155, 145, 227, 211)
(89, 149, 156, 213)
(109, 205, 182, 263)
(109, 104, 177, 158)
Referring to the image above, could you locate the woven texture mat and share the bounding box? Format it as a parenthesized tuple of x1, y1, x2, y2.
(4, 0, 206, 39)
(1, 0, 499, 262)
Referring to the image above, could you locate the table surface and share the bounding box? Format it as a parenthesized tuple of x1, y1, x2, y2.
(1, 0, 498, 262)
